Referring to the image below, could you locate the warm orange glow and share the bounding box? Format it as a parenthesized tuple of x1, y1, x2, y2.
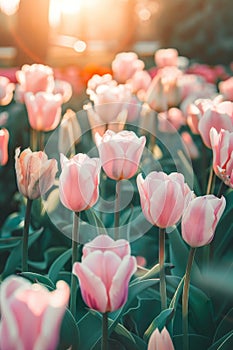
(49, 0, 81, 28)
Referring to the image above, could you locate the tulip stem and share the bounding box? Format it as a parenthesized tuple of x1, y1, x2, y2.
(30, 128, 37, 151)
(22, 198, 33, 272)
(159, 227, 167, 310)
(39, 131, 45, 151)
(70, 211, 80, 318)
(182, 247, 196, 350)
(206, 166, 215, 195)
(114, 180, 121, 240)
(102, 312, 108, 350)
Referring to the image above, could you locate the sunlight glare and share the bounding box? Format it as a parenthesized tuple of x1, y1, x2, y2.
(0, 0, 20, 16)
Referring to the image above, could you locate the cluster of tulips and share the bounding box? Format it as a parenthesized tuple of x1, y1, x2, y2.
(0, 48, 233, 349)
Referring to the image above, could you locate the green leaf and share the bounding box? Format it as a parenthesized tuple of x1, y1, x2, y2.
(213, 308, 233, 343)
(143, 308, 174, 342)
(208, 331, 233, 350)
(58, 308, 80, 350)
(1, 227, 44, 279)
(77, 310, 102, 350)
(0, 237, 22, 251)
(86, 208, 108, 235)
(1, 212, 24, 237)
(28, 247, 67, 271)
(173, 334, 210, 350)
(48, 248, 72, 283)
(19, 272, 55, 289)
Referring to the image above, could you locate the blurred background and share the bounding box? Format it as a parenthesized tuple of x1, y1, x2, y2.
(0, 0, 232, 68)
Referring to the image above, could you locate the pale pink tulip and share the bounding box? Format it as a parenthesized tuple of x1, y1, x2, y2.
(182, 195, 226, 247)
(146, 67, 182, 112)
(58, 109, 82, 155)
(219, 77, 233, 101)
(15, 63, 55, 103)
(158, 107, 185, 133)
(210, 127, 233, 188)
(127, 70, 152, 96)
(59, 153, 101, 212)
(0, 76, 15, 106)
(137, 171, 191, 228)
(15, 148, 58, 200)
(155, 48, 178, 68)
(89, 84, 132, 123)
(24, 92, 63, 132)
(0, 128, 9, 166)
(86, 73, 116, 96)
(82, 235, 131, 259)
(198, 101, 233, 148)
(148, 327, 174, 350)
(96, 130, 146, 180)
(73, 250, 137, 312)
(112, 52, 145, 83)
(0, 276, 69, 350)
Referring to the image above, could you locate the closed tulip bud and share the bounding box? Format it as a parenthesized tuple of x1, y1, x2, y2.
(0, 276, 69, 350)
(210, 127, 233, 188)
(15, 63, 55, 102)
(24, 92, 63, 132)
(82, 234, 131, 259)
(137, 171, 191, 228)
(53, 79, 73, 103)
(96, 130, 146, 180)
(59, 153, 101, 212)
(0, 128, 9, 166)
(182, 195, 226, 247)
(58, 109, 82, 155)
(155, 48, 178, 68)
(15, 148, 58, 200)
(148, 327, 174, 350)
(0, 76, 15, 106)
(112, 52, 145, 83)
(73, 250, 137, 312)
(86, 73, 116, 96)
(219, 77, 233, 101)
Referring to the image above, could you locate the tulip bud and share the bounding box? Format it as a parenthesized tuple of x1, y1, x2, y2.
(59, 153, 101, 212)
(112, 52, 145, 83)
(137, 171, 191, 228)
(148, 327, 174, 350)
(155, 48, 178, 68)
(0, 76, 15, 106)
(181, 195, 226, 247)
(15, 148, 58, 200)
(96, 130, 146, 180)
(58, 109, 82, 156)
(0, 128, 9, 166)
(0, 276, 69, 350)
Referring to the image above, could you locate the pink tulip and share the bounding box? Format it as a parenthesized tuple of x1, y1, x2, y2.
(146, 67, 182, 112)
(0, 128, 9, 166)
(15, 63, 55, 103)
(73, 250, 137, 312)
(89, 84, 132, 123)
(82, 234, 131, 259)
(198, 101, 233, 148)
(59, 153, 101, 212)
(86, 73, 116, 96)
(0, 76, 15, 106)
(96, 130, 146, 180)
(158, 107, 185, 133)
(127, 70, 152, 96)
(210, 127, 233, 188)
(182, 195, 226, 247)
(148, 327, 174, 350)
(0, 276, 69, 350)
(219, 77, 233, 101)
(15, 148, 58, 200)
(24, 92, 63, 132)
(154, 48, 178, 68)
(137, 171, 191, 228)
(112, 52, 145, 83)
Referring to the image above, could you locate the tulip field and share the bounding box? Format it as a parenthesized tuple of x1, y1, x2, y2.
(0, 48, 233, 350)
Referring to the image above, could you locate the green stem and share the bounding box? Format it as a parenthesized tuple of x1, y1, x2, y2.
(159, 227, 167, 311)
(39, 131, 45, 151)
(182, 247, 196, 350)
(70, 211, 80, 318)
(22, 199, 33, 272)
(30, 128, 37, 151)
(206, 166, 215, 195)
(102, 312, 108, 350)
(114, 180, 121, 240)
